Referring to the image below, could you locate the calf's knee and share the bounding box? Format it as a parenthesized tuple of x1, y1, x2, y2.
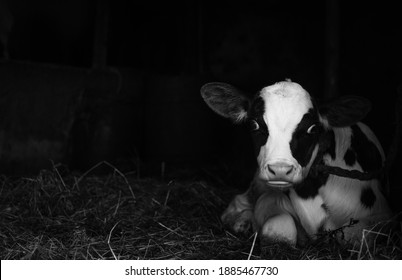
(221, 193, 254, 234)
(261, 213, 297, 246)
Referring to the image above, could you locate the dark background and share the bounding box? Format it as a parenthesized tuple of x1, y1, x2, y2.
(0, 0, 401, 193)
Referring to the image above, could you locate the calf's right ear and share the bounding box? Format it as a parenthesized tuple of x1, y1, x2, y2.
(318, 95, 372, 127)
(200, 82, 249, 123)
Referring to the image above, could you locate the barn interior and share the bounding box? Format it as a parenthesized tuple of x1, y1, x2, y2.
(1, 0, 401, 204)
(1, 0, 402, 260)
(0, 1, 401, 205)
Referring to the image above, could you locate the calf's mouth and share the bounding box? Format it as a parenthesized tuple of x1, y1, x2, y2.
(266, 180, 293, 189)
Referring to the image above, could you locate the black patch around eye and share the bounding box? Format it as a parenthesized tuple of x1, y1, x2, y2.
(248, 96, 269, 155)
(290, 108, 321, 167)
(248, 120, 259, 131)
(307, 124, 322, 135)
(360, 187, 376, 208)
(350, 125, 382, 173)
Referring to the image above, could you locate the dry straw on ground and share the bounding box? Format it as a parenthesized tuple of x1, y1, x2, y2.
(0, 162, 401, 259)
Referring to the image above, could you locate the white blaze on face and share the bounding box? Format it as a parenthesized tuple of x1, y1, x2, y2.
(256, 81, 314, 184)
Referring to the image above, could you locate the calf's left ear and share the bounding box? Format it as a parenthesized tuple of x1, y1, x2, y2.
(200, 82, 249, 123)
(318, 95, 372, 127)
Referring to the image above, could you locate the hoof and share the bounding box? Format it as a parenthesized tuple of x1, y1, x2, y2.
(222, 210, 253, 235)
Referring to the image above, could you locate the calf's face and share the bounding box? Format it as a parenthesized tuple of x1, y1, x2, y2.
(249, 82, 321, 186)
(201, 81, 371, 188)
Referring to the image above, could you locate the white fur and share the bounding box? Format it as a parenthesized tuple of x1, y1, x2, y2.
(256, 82, 313, 183)
(261, 213, 297, 245)
(357, 122, 385, 160)
(221, 81, 392, 244)
(289, 190, 327, 236)
(253, 185, 297, 226)
(319, 123, 391, 232)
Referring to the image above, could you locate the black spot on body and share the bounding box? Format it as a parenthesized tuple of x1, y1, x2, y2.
(344, 148, 356, 166)
(350, 125, 382, 172)
(291, 110, 338, 199)
(294, 168, 329, 199)
(360, 187, 376, 208)
(324, 130, 336, 160)
(290, 108, 321, 167)
(248, 96, 268, 155)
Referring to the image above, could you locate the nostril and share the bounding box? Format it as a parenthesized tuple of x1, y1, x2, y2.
(267, 165, 276, 175)
(267, 163, 294, 177)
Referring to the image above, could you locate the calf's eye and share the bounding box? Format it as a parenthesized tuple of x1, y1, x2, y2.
(249, 120, 260, 131)
(307, 124, 318, 134)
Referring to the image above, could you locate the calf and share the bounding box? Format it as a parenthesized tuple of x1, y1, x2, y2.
(201, 80, 392, 245)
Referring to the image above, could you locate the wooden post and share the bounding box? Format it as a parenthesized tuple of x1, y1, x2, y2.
(0, 0, 13, 59)
(325, 0, 340, 98)
(92, 0, 109, 69)
(197, 0, 204, 75)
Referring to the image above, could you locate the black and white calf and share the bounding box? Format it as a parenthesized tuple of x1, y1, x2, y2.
(201, 80, 391, 245)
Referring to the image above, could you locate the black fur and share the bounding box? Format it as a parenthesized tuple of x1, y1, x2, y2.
(344, 148, 357, 166)
(200, 82, 249, 122)
(318, 96, 371, 127)
(360, 187, 376, 208)
(294, 168, 329, 199)
(290, 109, 322, 167)
(350, 125, 382, 172)
(248, 96, 269, 155)
(325, 130, 336, 160)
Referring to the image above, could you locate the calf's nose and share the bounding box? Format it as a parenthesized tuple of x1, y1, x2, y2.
(267, 163, 295, 179)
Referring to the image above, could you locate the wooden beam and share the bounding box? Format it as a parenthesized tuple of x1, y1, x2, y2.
(325, 0, 340, 98)
(92, 0, 109, 69)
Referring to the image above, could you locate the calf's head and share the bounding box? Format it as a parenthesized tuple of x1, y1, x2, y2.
(201, 81, 371, 188)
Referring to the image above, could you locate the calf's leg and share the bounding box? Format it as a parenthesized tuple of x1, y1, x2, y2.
(221, 192, 254, 234)
(254, 191, 298, 245)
